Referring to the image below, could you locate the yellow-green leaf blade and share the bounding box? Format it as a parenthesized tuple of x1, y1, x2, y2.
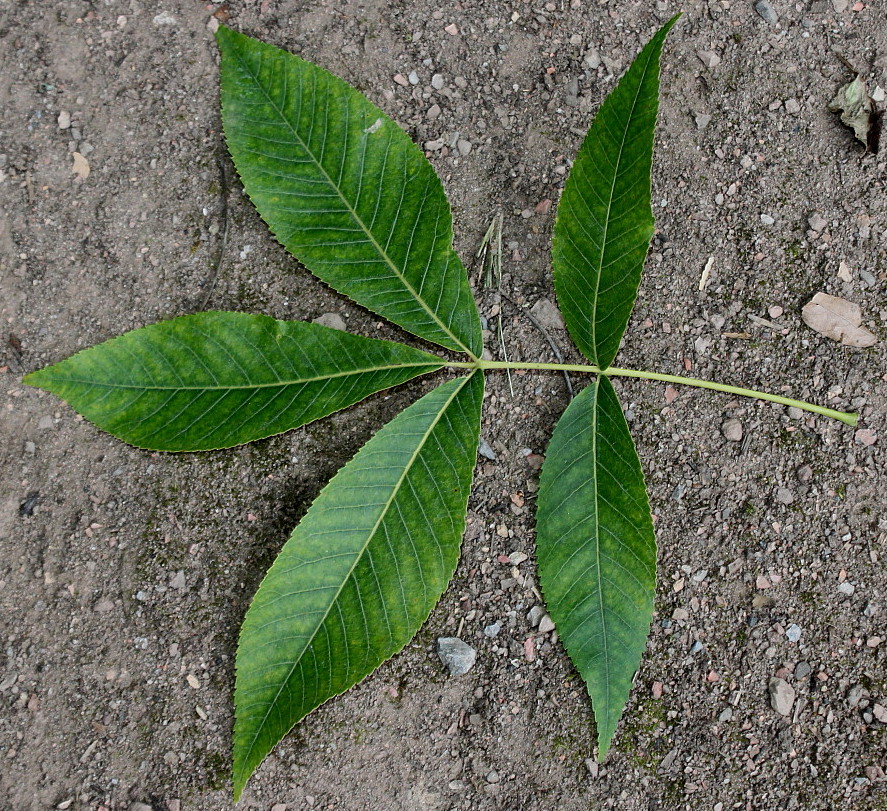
(536, 376, 655, 757)
(217, 26, 482, 358)
(552, 17, 678, 369)
(232, 372, 483, 799)
(24, 312, 443, 451)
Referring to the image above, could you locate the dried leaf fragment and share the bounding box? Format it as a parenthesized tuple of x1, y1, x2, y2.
(828, 75, 881, 152)
(71, 152, 90, 180)
(801, 292, 878, 347)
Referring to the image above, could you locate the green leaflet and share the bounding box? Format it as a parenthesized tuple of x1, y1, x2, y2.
(23, 312, 443, 451)
(536, 376, 656, 758)
(232, 372, 483, 799)
(217, 26, 483, 358)
(552, 17, 678, 369)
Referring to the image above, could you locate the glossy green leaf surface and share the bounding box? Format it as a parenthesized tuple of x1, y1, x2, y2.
(24, 312, 443, 451)
(217, 26, 482, 358)
(233, 372, 483, 798)
(536, 376, 656, 758)
(552, 17, 678, 369)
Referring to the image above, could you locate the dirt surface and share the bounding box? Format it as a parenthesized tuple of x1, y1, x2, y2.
(1, 1, 886, 809)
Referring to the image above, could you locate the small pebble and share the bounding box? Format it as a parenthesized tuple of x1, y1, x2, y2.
(58, 110, 71, 129)
(785, 623, 802, 643)
(769, 677, 795, 716)
(697, 50, 721, 69)
(437, 637, 476, 676)
(478, 438, 497, 461)
(760, 214, 775, 225)
(537, 614, 555, 634)
(431, 73, 445, 90)
(444, 23, 459, 35)
(776, 487, 795, 505)
(854, 429, 877, 447)
(768, 305, 784, 318)
(755, 0, 779, 24)
(784, 98, 801, 114)
(456, 139, 472, 156)
(527, 605, 545, 627)
(483, 622, 501, 638)
(695, 113, 712, 130)
(426, 104, 441, 120)
(486, 770, 500, 784)
(407, 71, 420, 86)
(808, 213, 828, 232)
(312, 313, 347, 331)
(796, 464, 813, 483)
(721, 418, 743, 442)
(529, 298, 565, 330)
(838, 582, 855, 596)
(794, 661, 812, 679)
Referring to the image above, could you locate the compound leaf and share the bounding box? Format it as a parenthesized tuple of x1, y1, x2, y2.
(536, 376, 655, 758)
(217, 26, 482, 358)
(552, 17, 678, 369)
(24, 312, 443, 451)
(233, 372, 483, 799)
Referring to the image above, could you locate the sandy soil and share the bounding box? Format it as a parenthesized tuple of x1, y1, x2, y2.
(1, 1, 885, 809)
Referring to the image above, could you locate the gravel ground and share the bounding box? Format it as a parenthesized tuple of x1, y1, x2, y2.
(1, 1, 885, 809)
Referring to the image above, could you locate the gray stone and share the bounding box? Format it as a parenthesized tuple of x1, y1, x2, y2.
(697, 50, 721, 69)
(808, 212, 828, 232)
(721, 418, 743, 442)
(529, 298, 565, 330)
(769, 677, 795, 716)
(794, 661, 812, 680)
(312, 312, 347, 331)
(755, 1, 778, 24)
(431, 73, 445, 90)
(478, 438, 497, 461)
(785, 623, 802, 643)
(527, 605, 545, 627)
(776, 487, 795, 505)
(456, 139, 472, 156)
(437, 637, 476, 676)
(537, 614, 555, 634)
(483, 622, 501, 638)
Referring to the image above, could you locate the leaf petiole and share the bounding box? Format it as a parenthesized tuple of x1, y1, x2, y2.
(448, 359, 858, 427)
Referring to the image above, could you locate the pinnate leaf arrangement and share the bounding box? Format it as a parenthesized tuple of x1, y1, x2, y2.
(24, 16, 861, 800)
